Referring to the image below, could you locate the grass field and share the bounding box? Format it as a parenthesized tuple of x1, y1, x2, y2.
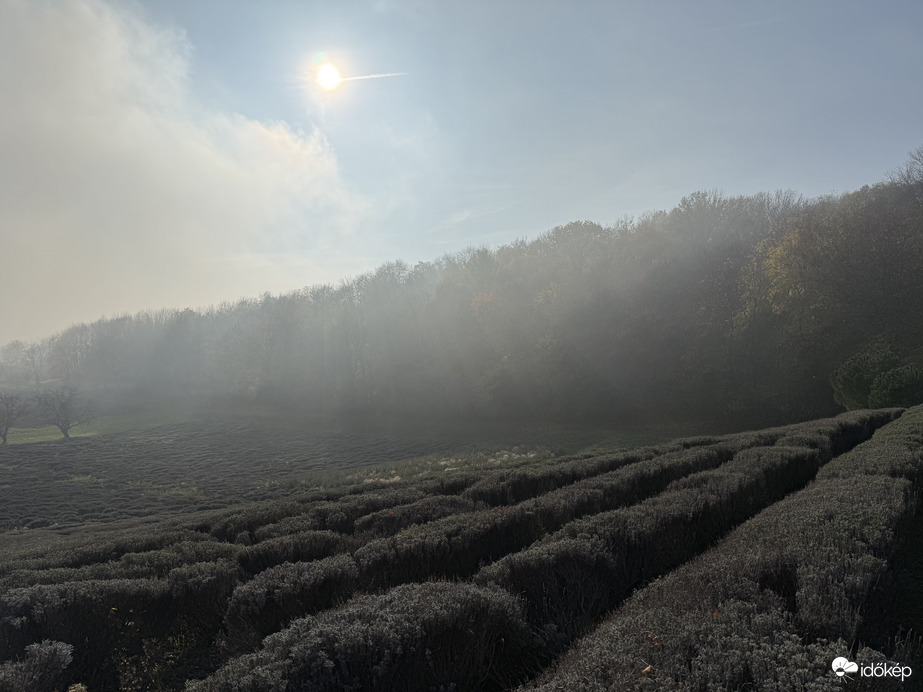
(2, 403, 212, 444)
(0, 410, 715, 531)
(1, 407, 921, 690)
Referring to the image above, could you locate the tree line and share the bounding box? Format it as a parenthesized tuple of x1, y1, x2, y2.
(2, 148, 922, 428)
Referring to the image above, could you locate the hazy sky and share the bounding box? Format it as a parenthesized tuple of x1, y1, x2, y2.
(2, 0, 922, 345)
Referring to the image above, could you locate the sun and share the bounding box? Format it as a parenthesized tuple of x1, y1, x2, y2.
(317, 63, 342, 91)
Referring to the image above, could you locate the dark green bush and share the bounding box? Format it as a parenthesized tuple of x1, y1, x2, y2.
(191, 582, 543, 692)
(206, 501, 309, 543)
(525, 475, 915, 690)
(0, 560, 241, 691)
(238, 530, 351, 574)
(355, 504, 545, 588)
(524, 406, 923, 690)
(528, 445, 735, 529)
(354, 445, 767, 589)
(222, 555, 359, 653)
(481, 446, 821, 641)
(0, 579, 172, 690)
(167, 559, 240, 629)
(774, 408, 901, 457)
(251, 514, 319, 540)
(523, 588, 847, 691)
(128, 560, 242, 690)
(870, 365, 923, 408)
(2, 539, 241, 589)
(460, 448, 656, 506)
(819, 405, 923, 482)
(0, 526, 210, 576)
(677, 435, 726, 448)
(353, 494, 483, 538)
(831, 341, 900, 410)
(306, 488, 426, 533)
(418, 470, 485, 496)
(204, 488, 426, 544)
(475, 538, 624, 645)
(0, 640, 74, 692)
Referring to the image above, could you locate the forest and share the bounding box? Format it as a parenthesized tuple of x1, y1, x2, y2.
(2, 147, 923, 430)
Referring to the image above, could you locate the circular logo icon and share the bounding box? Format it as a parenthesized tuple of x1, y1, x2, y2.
(832, 657, 859, 677)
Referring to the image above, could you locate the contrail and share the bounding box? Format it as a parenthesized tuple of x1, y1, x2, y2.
(338, 72, 408, 82)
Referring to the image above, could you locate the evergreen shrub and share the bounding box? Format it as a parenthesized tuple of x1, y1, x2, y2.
(523, 406, 923, 690)
(191, 582, 543, 691)
(0, 641, 73, 692)
(223, 554, 359, 653)
(353, 494, 483, 538)
(238, 530, 350, 574)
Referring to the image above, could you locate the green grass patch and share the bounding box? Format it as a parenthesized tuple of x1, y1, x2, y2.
(5, 424, 78, 444)
(3, 407, 206, 445)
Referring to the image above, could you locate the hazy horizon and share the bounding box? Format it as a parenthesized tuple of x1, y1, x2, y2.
(3, 0, 922, 345)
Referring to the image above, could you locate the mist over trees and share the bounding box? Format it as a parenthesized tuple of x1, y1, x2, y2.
(3, 149, 922, 428)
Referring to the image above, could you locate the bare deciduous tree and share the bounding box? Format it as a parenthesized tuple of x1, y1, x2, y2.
(0, 390, 30, 444)
(33, 386, 95, 440)
(890, 144, 923, 205)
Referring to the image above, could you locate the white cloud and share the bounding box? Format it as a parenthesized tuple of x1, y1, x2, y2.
(0, 0, 366, 344)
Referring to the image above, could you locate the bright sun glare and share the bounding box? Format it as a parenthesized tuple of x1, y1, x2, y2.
(317, 63, 342, 90)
